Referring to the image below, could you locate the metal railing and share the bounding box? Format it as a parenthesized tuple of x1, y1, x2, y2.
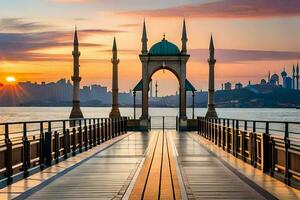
(0, 117, 128, 187)
(197, 117, 300, 189)
(150, 116, 178, 130)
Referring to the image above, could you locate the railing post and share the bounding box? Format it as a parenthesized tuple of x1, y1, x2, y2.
(89, 119, 93, 148)
(262, 122, 270, 173)
(84, 119, 88, 151)
(23, 123, 30, 178)
(226, 119, 230, 153)
(125, 117, 128, 133)
(64, 129, 70, 159)
(101, 119, 104, 142)
(242, 121, 247, 162)
(5, 124, 13, 184)
(93, 119, 97, 147)
(78, 120, 83, 153)
(108, 118, 111, 140)
(97, 119, 101, 144)
(222, 119, 225, 150)
(284, 122, 290, 185)
(253, 121, 257, 168)
(39, 122, 45, 169)
(72, 127, 76, 156)
(54, 131, 59, 163)
(45, 130, 52, 166)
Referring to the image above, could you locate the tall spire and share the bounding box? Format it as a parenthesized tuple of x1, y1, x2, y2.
(141, 19, 148, 54)
(209, 34, 215, 60)
(293, 64, 296, 89)
(181, 18, 188, 54)
(112, 36, 117, 58)
(297, 62, 299, 90)
(74, 26, 78, 46)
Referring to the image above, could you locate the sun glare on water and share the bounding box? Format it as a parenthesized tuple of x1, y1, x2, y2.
(6, 76, 16, 83)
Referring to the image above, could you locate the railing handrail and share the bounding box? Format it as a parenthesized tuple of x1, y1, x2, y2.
(197, 116, 300, 125)
(0, 117, 119, 126)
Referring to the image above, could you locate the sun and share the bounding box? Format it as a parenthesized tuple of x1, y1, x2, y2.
(6, 76, 16, 83)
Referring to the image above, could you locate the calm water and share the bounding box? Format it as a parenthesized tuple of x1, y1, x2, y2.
(0, 107, 299, 123)
(0, 107, 299, 139)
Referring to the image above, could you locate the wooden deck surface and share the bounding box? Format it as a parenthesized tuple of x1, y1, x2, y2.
(1, 131, 300, 200)
(129, 131, 181, 200)
(17, 132, 151, 200)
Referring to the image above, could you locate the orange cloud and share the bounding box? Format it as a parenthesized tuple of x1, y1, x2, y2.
(121, 0, 300, 19)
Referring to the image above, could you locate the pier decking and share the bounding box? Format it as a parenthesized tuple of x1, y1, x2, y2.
(2, 129, 300, 199)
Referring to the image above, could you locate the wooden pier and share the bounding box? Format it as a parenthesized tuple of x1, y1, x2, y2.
(1, 117, 300, 199)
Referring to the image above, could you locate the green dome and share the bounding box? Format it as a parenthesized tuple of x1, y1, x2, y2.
(149, 39, 181, 56)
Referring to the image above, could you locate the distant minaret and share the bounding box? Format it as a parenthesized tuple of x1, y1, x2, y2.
(181, 18, 188, 54)
(205, 35, 218, 118)
(141, 19, 148, 55)
(268, 71, 271, 83)
(293, 65, 296, 89)
(109, 37, 121, 118)
(297, 63, 299, 90)
(155, 81, 158, 98)
(69, 27, 83, 119)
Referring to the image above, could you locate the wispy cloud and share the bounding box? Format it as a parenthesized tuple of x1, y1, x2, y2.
(0, 28, 125, 61)
(0, 18, 50, 32)
(190, 49, 300, 63)
(118, 23, 140, 28)
(121, 0, 300, 18)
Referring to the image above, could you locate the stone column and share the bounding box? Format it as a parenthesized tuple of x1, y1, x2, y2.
(205, 35, 218, 118)
(141, 61, 149, 119)
(179, 63, 187, 119)
(70, 28, 83, 119)
(109, 37, 121, 118)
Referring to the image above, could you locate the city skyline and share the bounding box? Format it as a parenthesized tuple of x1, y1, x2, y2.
(1, 0, 300, 95)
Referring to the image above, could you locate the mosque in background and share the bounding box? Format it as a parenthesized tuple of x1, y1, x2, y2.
(222, 64, 300, 91)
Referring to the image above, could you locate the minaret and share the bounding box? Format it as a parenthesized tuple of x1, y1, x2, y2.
(297, 63, 299, 90)
(109, 37, 121, 118)
(69, 27, 83, 119)
(205, 35, 218, 118)
(141, 19, 148, 54)
(293, 65, 296, 89)
(181, 18, 188, 54)
(268, 71, 271, 83)
(155, 81, 158, 98)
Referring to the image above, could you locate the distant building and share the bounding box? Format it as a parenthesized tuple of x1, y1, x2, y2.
(235, 83, 243, 90)
(270, 74, 279, 86)
(260, 79, 267, 85)
(224, 82, 232, 91)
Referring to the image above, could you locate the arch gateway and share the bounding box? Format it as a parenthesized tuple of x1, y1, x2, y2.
(132, 20, 198, 130)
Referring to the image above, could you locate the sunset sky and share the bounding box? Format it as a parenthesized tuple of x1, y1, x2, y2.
(1, 0, 300, 95)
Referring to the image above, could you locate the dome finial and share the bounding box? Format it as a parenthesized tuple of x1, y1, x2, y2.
(163, 33, 166, 40)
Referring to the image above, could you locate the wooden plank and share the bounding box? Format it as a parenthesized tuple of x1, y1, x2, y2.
(166, 131, 182, 200)
(129, 132, 159, 200)
(160, 132, 174, 199)
(143, 132, 163, 199)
